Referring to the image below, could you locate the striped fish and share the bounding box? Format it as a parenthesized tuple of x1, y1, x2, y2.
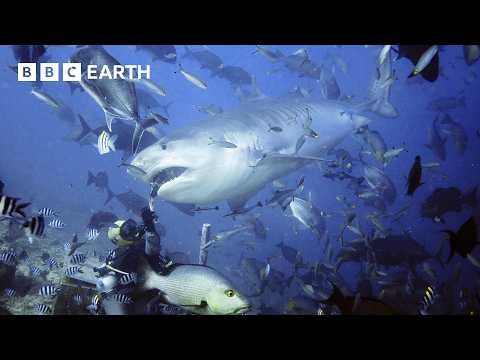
(4, 288, 16, 297)
(0, 196, 30, 218)
(37, 207, 59, 217)
(73, 293, 83, 306)
(106, 249, 117, 262)
(86, 228, 100, 241)
(33, 303, 52, 314)
(97, 131, 117, 155)
(38, 284, 62, 297)
(70, 253, 87, 265)
(91, 293, 102, 307)
(29, 265, 42, 278)
(48, 257, 61, 269)
(65, 266, 83, 276)
(119, 272, 137, 285)
(108, 293, 133, 304)
(48, 218, 65, 229)
(0, 249, 16, 266)
(23, 216, 45, 243)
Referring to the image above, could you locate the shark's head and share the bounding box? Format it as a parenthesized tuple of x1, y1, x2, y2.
(130, 132, 256, 205)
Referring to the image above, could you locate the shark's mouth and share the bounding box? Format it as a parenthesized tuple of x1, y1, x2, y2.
(151, 166, 188, 189)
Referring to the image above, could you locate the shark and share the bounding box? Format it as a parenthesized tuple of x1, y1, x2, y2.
(129, 58, 396, 211)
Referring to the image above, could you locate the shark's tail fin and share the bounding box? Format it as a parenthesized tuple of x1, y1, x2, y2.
(104, 188, 115, 205)
(86, 171, 95, 187)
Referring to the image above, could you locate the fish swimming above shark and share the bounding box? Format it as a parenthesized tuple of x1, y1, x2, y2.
(128, 62, 397, 213)
(70, 46, 157, 155)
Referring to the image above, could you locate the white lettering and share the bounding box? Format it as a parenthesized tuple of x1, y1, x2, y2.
(87, 65, 98, 79)
(99, 65, 112, 79)
(113, 65, 125, 79)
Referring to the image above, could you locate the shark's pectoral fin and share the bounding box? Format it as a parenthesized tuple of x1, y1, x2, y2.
(227, 191, 259, 212)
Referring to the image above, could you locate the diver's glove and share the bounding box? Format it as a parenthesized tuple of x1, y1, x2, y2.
(141, 207, 158, 234)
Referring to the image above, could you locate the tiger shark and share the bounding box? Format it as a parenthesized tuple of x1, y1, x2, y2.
(129, 53, 397, 211)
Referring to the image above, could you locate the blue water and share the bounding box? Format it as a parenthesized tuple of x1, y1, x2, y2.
(0, 45, 479, 315)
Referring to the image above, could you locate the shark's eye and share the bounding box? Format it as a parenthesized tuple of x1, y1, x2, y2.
(225, 289, 235, 298)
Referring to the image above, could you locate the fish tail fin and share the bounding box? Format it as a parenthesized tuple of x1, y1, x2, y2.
(104, 111, 115, 132)
(132, 122, 146, 156)
(104, 188, 115, 205)
(15, 202, 31, 218)
(86, 171, 95, 187)
(462, 185, 478, 209)
(108, 134, 118, 152)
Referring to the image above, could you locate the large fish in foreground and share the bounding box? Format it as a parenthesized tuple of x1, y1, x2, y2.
(129, 80, 393, 209)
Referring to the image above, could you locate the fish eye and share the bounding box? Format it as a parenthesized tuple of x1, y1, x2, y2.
(225, 289, 235, 298)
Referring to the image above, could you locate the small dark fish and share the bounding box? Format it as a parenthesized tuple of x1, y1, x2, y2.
(70, 253, 87, 265)
(33, 303, 52, 314)
(193, 206, 219, 212)
(0, 196, 30, 218)
(268, 125, 283, 133)
(406, 155, 423, 196)
(223, 201, 263, 217)
(65, 266, 83, 276)
(442, 214, 480, 267)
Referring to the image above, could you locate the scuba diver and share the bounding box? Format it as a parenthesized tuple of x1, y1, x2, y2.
(91, 206, 173, 314)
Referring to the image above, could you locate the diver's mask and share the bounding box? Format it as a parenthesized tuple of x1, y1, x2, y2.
(108, 219, 143, 247)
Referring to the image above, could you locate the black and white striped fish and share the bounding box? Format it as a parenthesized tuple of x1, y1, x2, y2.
(106, 249, 117, 262)
(65, 266, 83, 276)
(38, 284, 62, 297)
(91, 293, 102, 307)
(108, 293, 133, 304)
(29, 265, 42, 278)
(4, 288, 16, 297)
(48, 218, 65, 229)
(0, 249, 16, 266)
(47, 257, 61, 269)
(23, 216, 45, 243)
(37, 207, 59, 217)
(96, 130, 117, 155)
(33, 303, 52, 314)
(70, 253, 87, 265)
(86, 228, 100, 241)
(0, 195, 30, 218)
(72, 293, 83, 306)
(119, 272, 137, 285)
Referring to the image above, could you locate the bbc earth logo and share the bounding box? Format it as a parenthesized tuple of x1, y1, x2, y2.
(17, 63, 151, 82)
